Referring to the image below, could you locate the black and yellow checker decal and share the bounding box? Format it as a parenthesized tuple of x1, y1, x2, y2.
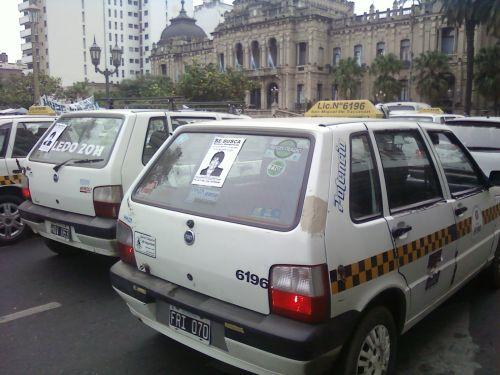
(330, 204, 498, 295)
(0, 174, 22, 186)
(482, 203, 500, 225)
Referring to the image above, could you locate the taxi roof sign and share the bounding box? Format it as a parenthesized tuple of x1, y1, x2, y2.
(305, 100, 384, 118)
(28, 105, 56, 116)
(418, 107, 444, 114)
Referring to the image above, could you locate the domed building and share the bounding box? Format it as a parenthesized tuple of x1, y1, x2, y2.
(151, 0, 214, 81)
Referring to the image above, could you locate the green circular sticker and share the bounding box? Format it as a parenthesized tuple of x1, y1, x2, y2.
(274, 139, 298, 158)
(267, 159, 286, 177)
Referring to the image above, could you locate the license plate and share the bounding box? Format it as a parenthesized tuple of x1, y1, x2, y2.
(169, 305, 210, 345)
(50, 223, 71, 241)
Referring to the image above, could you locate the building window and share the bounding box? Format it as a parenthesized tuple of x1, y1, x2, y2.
(83, 38, 86, 48)
(161, 64, 167, 75)
(400, 79, 409, 100)
(145, 34, 149, 40)
(144, 22, 148, 28)
(120, 10, 123, 18)
(218, 53, 225, 72)
(128, 23, 133, 28)
(144, 10, 148, 15)
(317, 83, 323, 100)
(250, 41, 260, 69)
(297, 84, 305, 104)
(297, 42, 307, 66)
(108, 9, 111, 17)
(400, 39, 410, 61)
(129, 59, 134, 63)
(108, 21, 111, 28)
(354, 44, 362, 66)
(333, 47, 341, 66)
(109, 33, 112, 41)
(268, 38, 278, 67)
(82, 11, 85, 22)
(128, 12, 132, 16)
(318, 47, 324, 67)
(115, 22, 118, 29)
(332, 84, 338, 100)
(441, 27, 455, 55)
(129, 47, 134, 52)
(114, 9, 117, 17)
(235, 43, 243, 68)
(376, 42, 385, 56)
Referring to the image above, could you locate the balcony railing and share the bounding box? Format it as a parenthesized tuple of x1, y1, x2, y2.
(21, 42, 33, 51)
(19, 15, 30, 25)
(20, 28, 32, 38)
(18, 1, 30, 12)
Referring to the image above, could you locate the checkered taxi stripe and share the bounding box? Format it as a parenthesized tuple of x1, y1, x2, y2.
(0, 174, 22, 186)
(482, 203, 500, 225)
(330, 203, 499, 295)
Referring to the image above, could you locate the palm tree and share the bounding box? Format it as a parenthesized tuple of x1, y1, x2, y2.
(474, 45, 500, 114)
(370, 53, 404, 102)
(440, 0, 496, 115)
(331, 57, 366, 100)
(413, 51, 454, 106)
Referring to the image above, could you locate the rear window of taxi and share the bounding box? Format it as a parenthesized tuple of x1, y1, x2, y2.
(132, 131, 313, 230)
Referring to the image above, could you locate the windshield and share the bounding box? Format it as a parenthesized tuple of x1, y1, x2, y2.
(30, 117, 124, 168)
(133, 132, 312, 230)
(446, 122, 500, 150)
(387, 105, 415, 111)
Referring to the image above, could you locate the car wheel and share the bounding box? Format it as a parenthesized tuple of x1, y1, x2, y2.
(339, 306, 398, 375)
(42, 238, 80, 256)
(0, 195, 27, 245)
(487, 243, 500, 289)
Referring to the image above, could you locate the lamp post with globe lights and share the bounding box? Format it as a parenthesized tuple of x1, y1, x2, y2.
(89, 37, 123, 108)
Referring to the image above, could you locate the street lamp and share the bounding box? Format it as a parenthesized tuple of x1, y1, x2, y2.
(89, 37, 123, 108)
(27, 2, 41, 104)
(270, 86, 279, 104)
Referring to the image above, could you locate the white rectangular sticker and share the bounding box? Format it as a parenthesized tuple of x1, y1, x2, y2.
(134, 231, 156, 258)
(38, 123, 67, 152)
(192, 137, 245, 188)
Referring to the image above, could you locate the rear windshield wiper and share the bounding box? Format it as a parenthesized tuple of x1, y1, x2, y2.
(53, 158, 104, 172)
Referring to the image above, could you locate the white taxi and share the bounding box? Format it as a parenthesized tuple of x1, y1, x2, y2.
(19, 110, 248, 256)
(110, 118, 499, 374)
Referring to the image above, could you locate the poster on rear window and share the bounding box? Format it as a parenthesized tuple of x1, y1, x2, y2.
(192, 137, 246, 188)
(38, 123, 67, 152)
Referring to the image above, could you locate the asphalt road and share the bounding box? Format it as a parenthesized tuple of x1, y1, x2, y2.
(1, 236, 498, 375)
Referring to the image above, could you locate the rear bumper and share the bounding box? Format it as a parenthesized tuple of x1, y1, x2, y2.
(110, 261, 359, 374)
(19, 201, 117, 256)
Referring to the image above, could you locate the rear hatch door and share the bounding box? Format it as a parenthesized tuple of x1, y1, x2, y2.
(127, 129, 324, 314)
(27, 114, 130, 216)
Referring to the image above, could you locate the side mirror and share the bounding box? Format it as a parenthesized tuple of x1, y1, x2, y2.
(489, 171, 500, 187)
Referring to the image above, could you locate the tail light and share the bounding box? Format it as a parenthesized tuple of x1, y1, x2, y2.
(269, 264, 330, 324)
(21, 176, 31, 200)
(93, 185, 123, 219)
(117, 220, 136, 266)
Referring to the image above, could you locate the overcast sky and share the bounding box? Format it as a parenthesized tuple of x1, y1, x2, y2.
(0, 0, 394, 63)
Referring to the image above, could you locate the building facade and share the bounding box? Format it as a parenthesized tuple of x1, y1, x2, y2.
(18, 0, 194, 86)
(0, 53, 27, 83)
(152, 0, 497, 112)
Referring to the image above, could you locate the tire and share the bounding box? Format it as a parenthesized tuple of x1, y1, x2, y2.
(339, 306, 398, 375)
(0, 194, 28, 245)
(42, 238, 80, 256)
(487, 242, 500, 289)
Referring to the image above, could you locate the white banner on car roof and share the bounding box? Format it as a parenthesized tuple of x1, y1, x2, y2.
(39, 95, 99, 115)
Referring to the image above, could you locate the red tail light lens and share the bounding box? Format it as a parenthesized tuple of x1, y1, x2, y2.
(21, 175, 31, 200)
(93, 185, 123, 219)
(117, 220, 136, 266)
(269, 264, 330, 323)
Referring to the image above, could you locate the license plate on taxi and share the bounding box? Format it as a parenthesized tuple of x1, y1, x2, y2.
(50, 223, 71, 241)
(169, 305, 210, 345)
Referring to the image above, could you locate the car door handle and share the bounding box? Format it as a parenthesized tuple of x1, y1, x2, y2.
(392, 225, 413, 238)
(454, 206, 468, 216)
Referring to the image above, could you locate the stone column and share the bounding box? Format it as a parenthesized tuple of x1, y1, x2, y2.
(261, 80, 267, 110)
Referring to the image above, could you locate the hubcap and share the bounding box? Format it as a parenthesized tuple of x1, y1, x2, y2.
(356, 324, 391, 375)
(0, 202, 24, 241)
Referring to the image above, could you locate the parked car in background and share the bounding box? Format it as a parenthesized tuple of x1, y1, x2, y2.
(390, 113, 464, 124)
(110, 118, 500, 375)
(445, 117, 500, 176)
(0, 115, 55, 244)
(19, 110, 249, 256)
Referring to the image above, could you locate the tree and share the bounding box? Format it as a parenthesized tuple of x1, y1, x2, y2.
(413, 51, 454, 106)
(0, 73, 63, 109)
(64, 81, 91, 101)
(331, 57, 366, 100)
(370, 53, 404, 102)
(474, 45, 500, 114)
(177, 62, 257, 101)
(115, 75, 174, 98)
(440, 0, 496, 115)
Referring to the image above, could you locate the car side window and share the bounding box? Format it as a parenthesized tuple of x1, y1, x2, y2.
(427, 131, 484, 196)
(0, 125, 11, 158)
(142, 117, 168, 165)
(13, 122, 52, 157)
(374, 129, 442, 212)
(350, 133, 382, 222)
